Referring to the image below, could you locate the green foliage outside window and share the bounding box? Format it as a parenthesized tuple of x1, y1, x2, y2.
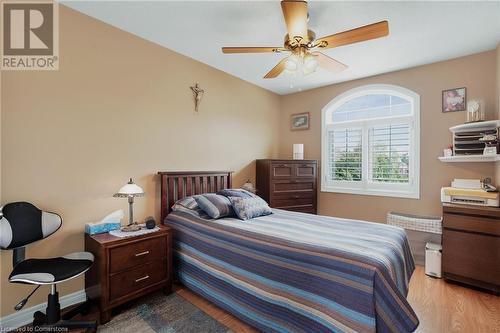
(332, 146, 362, 181)
(333, 144, 409, 183)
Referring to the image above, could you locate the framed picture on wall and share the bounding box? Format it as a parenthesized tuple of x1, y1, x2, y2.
(442, 87, 466, 112)
(291, 112, 310, 131)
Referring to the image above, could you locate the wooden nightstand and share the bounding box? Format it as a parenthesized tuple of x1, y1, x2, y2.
(442, 203, 499, 294)
(84, 226, 172, 324)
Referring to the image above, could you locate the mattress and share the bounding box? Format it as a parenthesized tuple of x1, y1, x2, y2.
(164, 208, 419, 333)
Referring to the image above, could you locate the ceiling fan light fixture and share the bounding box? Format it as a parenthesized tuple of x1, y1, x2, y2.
(222, 1, 389, 80)
(303, 53, 318, 74)
(284, 54, 300, 73)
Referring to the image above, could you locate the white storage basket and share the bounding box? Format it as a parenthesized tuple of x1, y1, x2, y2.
(387, 212, 442, 234)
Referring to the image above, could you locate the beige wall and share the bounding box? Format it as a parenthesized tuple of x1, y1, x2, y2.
(279, 51, 498, 223)
(0, 6, 280, 316)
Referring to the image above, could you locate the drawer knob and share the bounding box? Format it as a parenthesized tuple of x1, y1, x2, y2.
(134, 251, 150, 257)
(135, 275, 150, 283)
(290, 180, 297, 183)
(293, 195, 300, 199)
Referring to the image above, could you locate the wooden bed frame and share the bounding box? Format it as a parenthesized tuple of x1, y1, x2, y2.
(158, 171, 233, 222)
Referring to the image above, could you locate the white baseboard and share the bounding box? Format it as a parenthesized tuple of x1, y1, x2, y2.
(0, 289, 87, 331)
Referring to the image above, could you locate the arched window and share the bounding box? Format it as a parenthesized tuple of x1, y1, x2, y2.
(321, 84, 420, 198)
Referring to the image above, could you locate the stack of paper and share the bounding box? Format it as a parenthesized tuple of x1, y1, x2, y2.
(451, 179, 482, 189)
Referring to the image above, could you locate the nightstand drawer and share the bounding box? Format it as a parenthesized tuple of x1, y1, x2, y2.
(109, 237, 166, 273)
(443, 213, 500, 236)
(109, 260, 167, 301)
(442, 229, 500, 286)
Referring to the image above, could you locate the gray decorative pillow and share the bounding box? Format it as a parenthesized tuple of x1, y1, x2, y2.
(194, 194, 234, 219)
(217, 188, 257, 199)
(171, 196, 210, 219)
(229, 196, 272, 221)
(173, 196, 198, 210)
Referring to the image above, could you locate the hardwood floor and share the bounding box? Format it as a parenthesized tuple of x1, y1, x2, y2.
(176, 266, 500, 333)
(408, 267, 499, 333)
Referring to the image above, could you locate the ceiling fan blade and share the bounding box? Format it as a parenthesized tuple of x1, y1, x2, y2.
(222, 47, 287, 54)
(315, 21, 389, 49)
(312, 52, 348, 73)
(281, 0, 308, 43)
(264, 58, 288, 79)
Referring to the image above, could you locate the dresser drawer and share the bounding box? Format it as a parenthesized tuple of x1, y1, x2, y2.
(295, 163, 316, 178)
(109, 260, 167, 301)
(272, 197, 314, 208)
(272, 180, 315, 194)
(443, 213, 500, 236)
(283, 206, 316, 214)
(109, 237, 166, 273)
(272, 191, 313, 200)
(271, 163, 293, 178)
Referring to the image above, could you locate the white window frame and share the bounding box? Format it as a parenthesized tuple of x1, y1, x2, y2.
(321, 84, 420, 199)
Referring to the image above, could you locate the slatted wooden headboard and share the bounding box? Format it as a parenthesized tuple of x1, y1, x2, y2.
(158, 171, 233, 222)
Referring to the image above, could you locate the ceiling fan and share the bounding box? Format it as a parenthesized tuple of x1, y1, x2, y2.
(222, 0, 389, 79)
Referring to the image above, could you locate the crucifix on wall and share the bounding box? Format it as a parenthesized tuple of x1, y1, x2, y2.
(190, 83, 205, 112)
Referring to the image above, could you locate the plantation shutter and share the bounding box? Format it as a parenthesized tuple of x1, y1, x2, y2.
(368, 124, 410, 183)
(327, 128, 363, 181)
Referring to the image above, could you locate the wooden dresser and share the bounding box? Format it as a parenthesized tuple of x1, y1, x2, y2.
(85, 226, 172, 323)
(256, 159, 317, 214)
(442, 203, 500, 294)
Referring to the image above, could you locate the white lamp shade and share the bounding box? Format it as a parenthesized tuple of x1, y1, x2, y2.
(293, 144, 304, 160)
(114, 178, 144, 197)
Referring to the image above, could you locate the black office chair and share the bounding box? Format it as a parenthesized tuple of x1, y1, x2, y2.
(0, 202, 97, 332)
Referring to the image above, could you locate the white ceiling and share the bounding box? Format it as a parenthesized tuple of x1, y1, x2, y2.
(61, 1, 500, 95)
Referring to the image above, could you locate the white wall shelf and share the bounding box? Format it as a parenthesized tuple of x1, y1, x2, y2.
(449, 120, 500, 133)
(438, 155, 500, 163)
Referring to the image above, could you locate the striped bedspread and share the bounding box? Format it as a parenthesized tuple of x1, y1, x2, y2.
(165, 209, 419, 333)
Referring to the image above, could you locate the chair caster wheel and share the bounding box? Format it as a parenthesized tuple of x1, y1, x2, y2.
(33, 311, 46, 326)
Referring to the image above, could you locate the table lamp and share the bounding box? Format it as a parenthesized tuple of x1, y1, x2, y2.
(113, 178, 144, 226)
